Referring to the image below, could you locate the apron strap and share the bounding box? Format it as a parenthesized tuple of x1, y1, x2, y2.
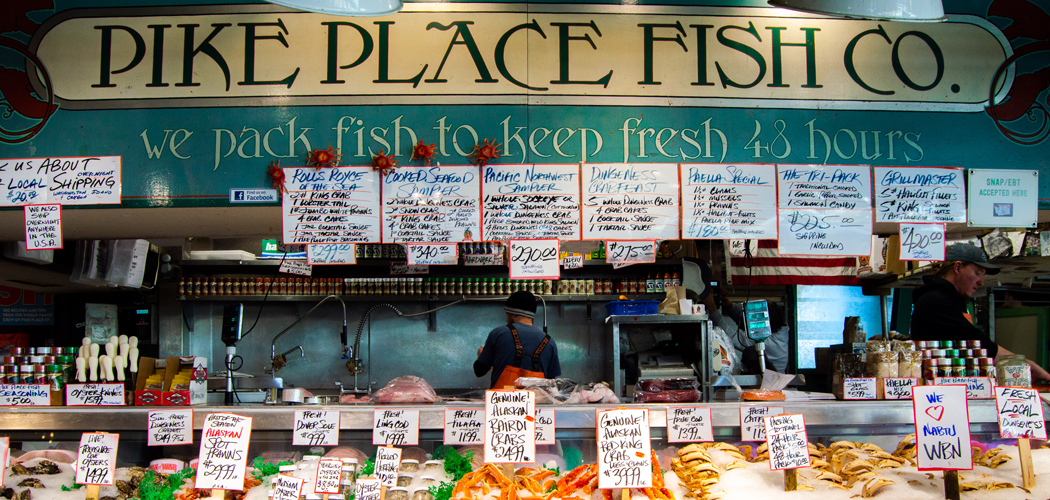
(510, 326, 525, 364)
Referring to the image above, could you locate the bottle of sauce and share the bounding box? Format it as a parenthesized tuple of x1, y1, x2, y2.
(46, 365, 65, 406)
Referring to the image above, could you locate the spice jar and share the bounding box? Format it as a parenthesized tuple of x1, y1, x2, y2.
(936, 358, 952, 378)
(950, 358, 966, 377)
(19, 364, 35, 384)
(996, 354, 1031, 387)
(922, 359, 937, 384)
(979, 357, 996, 378)
(46, 364, 65, 406)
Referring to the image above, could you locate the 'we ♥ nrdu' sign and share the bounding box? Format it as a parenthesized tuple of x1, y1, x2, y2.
(912, 385, 972, 470)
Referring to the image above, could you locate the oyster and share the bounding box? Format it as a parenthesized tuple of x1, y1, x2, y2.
(31, 461, 60, 475)
(14, 480, 41, 489)
(15, 490, 30, 500)
(115, 480, 135, 497)
(9, 464, 29, 476)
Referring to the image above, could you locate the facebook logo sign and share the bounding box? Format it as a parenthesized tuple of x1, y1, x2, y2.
(229, 188, 278, 203)
(234, 191, 245, 201)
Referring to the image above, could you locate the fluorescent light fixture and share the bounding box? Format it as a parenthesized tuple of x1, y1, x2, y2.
(264, 0, 402, 16)
(768, 0, 946, 22)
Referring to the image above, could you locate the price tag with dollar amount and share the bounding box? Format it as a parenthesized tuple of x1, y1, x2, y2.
(843, 378, 877, 400)
(484, 390, 536, 463)
(279, 260, 312, 276)
(777, 208, 872, 256)
(605, 240, 657, 264)
(561, 254, 583, 269)
(315, 459, 344, 494)
(307, 243, 356, 265)
(148, 409, 193, 446)
(763, 414, 811, 471)
(445, 408, 485, 445)
(65, 383, 124, 406)
(373, 409, 419, 446)
(912, 385, 972, 470)
(24, 204, 62, 250)
(406, 242, 459, 265)
(75, 432, 119, 486)
(994, 386, 1047, 439)
(375, 446, 402, 487)
(883, 378, 918, 400)
(667, 407, 713, 443)
(195, 413, 253, 490)
(535, 409, 555, 445)
(740, 406, 783, 441)
(0, 384, 50, 406)
(294, 410, 340, 447)
(271, 474, 305, 500)
(899, 223, 945, 261)
(509, 239, 560, 280)
(596, 408, 652, 489)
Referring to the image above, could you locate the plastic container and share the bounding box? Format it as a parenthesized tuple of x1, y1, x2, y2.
(996, 354, 1032, 387)
(605, 300, 660, 316)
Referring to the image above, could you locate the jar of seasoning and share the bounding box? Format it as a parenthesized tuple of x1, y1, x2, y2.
(970, 340, 982, 349)
(965, 358, 979, 377)
(975, 349, 988, 358)
(10, 348, 23, 356)
(950, 358, 966, 377)
(46, 365, 65, 406)
(936, 358, 952, 378)
(916, 341, 928, 350)
(996, 354, 1032, 388)
(926, 341, 940, 349)
(28, 355, 44, 365)
(941, 340, 954, 349)
(20, 365, 35, 384)
(56, 356, 75, 382)
(931, 349, 946, 358)
(922, 359, 937, 384)
(0, 365, 9, 384)
(33, 365, 46, 385)
(978, 358, 996, 378)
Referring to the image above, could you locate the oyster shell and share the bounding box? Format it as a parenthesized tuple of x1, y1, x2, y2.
(15, 479, 41, 489)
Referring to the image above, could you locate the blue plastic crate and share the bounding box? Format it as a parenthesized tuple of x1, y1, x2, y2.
(605, 300, 660, 316)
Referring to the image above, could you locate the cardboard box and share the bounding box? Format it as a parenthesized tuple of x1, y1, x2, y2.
(134, 356, 207, 406)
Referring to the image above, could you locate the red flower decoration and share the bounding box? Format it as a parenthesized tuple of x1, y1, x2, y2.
(372, 149, 398, 174)
(469, 139, 502, 167)
(267, 160, 286, 194)
(411, 140, 437, 164)
(306, 146, 342, 169)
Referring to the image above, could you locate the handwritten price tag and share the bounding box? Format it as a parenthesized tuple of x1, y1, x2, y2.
(535, 409, 555, 445)
(65, 384, 125, 406)
(606, 240, 657, 264)
(465, 253, 503, 266)
(356, 478, 382, 500)
(667, 407, 713, 443)
(308, 244, 357, 265)
(148, 409, 193, 446)
(912, 385, 972, 470)
(24, 204, 62, 250)
(597, 408, 652, 489)
(899, 223, 945, 261)
(279, 260, 312, 276)
(994, 386, 1047, 439)
(777, 209, 872, 256)
(373, 409, 420, 446)
(294, 410, 340, 447)
(561, 254, 583, 269)
(315, 459, 344, 494)
(484, 390, 535, 463)
(509, 239, 560, 279)
(764, 414, 811, 471)
(740, 406, 783, 441)
(445, 409, 484, 445)
(272, 474, 305, 500)
(375, 446, 402, 487)
(843, 378, 877, 400)
(390, 263, 429, 275)
(883, 378, 918, 400)
(0, 384, 50, 406)
(934, 377, 993, 399)
(75, 432, 119, 486)
(407, 243, 458, 265)
(195, 413, 253, 490)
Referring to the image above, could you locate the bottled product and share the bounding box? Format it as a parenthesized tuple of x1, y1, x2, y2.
(996, 354, 1031, 387)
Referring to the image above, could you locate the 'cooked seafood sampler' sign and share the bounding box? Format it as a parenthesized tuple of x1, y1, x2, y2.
(294, 410, 340, 447)
(271, 474, 305, 500)
(485, 389, 536, 463)
(147, 409, 193, 446)
(912, 385, 972, 470)
(680, 163, 777, 240)
(195, 413, 253, 490)
(315, 459, 344, 495)
(381, 166, 482, 243)
(764, 414, 811, 470)
(740, 406, 784, 441)
(375, 446, 402, 487)
(75, 432, 119, 486)
(373, 409, 420, 446)
(994, 387, 1047, 440)
(445, 409, 485, 445)
(597, 408, 652, 489)
(668, 407, 713, 443)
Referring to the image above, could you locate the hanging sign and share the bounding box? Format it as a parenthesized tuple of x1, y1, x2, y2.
(740, 406, 784, 441)
(509, 239, 560, 279)
(680, 163, 777, 239)
(883, 378, 918, 400)
(406, 243, 458, 265)
(381, 165, 482, 242)
(606, 240, 657, 264)
(596, 408, 652, 489)
(271, 474, 306, 500)
(776, 164, 872, 256)
(0, 156, 122, 207)
(445, 408, 485, 445)
(912, 385, 972, 470)
(484, 389, 536, 463)
(967, 169, 1038, 228)
(315, 459, 344, 495)
(148, 409, 194, 446)
(373, 409, 420, 446)
(764, 414, 811, 470)
(667, 407, 713, 443)
(777, 209, 872, 256)
(582, 164, 680, 241)
(307, 244, 357, 265)
(195, 413, 253, 490)
(293, 410, 340, 447)
(994, 386, 1047, 439)
(899, 223, 945, 261)
(873, 167, 965, 223)
(482, 164, 582, 240)
(374, 446, 402, 487)
(281, 166, 381, 244)
(535, 409, 555, 445)
(843, 378, 877, 400)
(75, 432, 119, 485)
(24, 204, 62, 250)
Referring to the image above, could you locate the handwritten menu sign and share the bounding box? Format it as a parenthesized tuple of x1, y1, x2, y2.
(373, 409, 420, 446)
(374, 446, 402, 487)
(535, 409, 555, 445)
(0, 384, 50, 406)
(356, 477, 382, 500)
(873, 167, 965, 223)
(509, 239, 560, 280)
(912, 385, 972, 470)
(66, 384, 124, 406)
(883, 378, 918, 400)
(148, 409, 193, 446)
(307, 244, 356, 265)
(75, 432, 119, 485)
(196, 413, 253, 490)
(279, 260, 312, 277)
(445, 409, 485, 445)
(484, 390, 535, 463)
(482, 164, 581, 240)
(0, 156, 122, 206)
(764, 414, 811, 470)
(899, 223, 945, 261)
(282, 166, 381, 244)
(562, 254, 583, 269)
(582, 164, 680, 241)
(407, 243, 458, 265)
(934, 377, 993, 399)
(596, 408, 652, 489)
(271, 474, 305, 500)
(606, 240, 657, 264)
(315, 459, 344, 494)
(0, 437, 7, 487)
(843, 378, 877, 400)
(740, 406, 783, 441)
(294, 410, 340, 447)
(680, 164, 777, 239)
(24, 204, 62, 250)
(994, 387, 1047, 439)
(668, 407, 713, 443)
(382, 166, 481, 242)
(777, 164, 872, 256)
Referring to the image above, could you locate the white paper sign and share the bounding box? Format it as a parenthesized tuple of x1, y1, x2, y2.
(390, 263, 430, 275)
(355, 477, 382, 500)
(606, 240, 657, 264)
(777, 164, 872, 256)
(899, 223, 945, 261)
(883, 378, 918, 400)
(307, 244, 357, 265)
(777, 208, 872, 256)
(764, 414, 811, 471)
(582, 163, 680, 240)
(75, 432, 119, 485)
(381, 165, 482, 242)
(967, 169, 1038, 228)
(994, 386, 1047, 439)
(195, 413, 253, 490)
(873, 167, 966, 223)
(65, 384, 124, 406)
(740, 406, 784, 441)
(0, 437, 8, 487)
(484, 390, 536, 463)
(0, 384, 51, 406)
(314, 459, 344, 494)
(509, 239, 560, 280)
(374, 446, 402, 487)
(912, 385, 972, 470)
(148, 409, 194, 446)
(561, 254, 583, 269)
(445, 409, 485, 445)
(24, 204, 62, 250)
(535, 409, 555, 445)
(843, 378, 877, 400)
(406, 243, 458, 265)
(482, 164, 582, 240)
(596, 408, 652, 489)
(465, 253, 503, 266)
(667, 407, 713, 443)
(373, 409, 420, 446)
(282, 166, 382, 244)
(681, 163, 778, 239)
(279, 260, 312, 276)
(294, 410, 340, 447)
(934, 377, 993, 399)
(0, 156, 122, 206)
(272, 474, 305, 500)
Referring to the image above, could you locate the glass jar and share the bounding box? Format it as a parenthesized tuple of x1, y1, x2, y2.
(996, 354, 1032, 387)
(936, 358, 952, 378)
(950, 358, 965, 377)
(979, 357, 996, 378)
(922, 359, 937, 384)
(46, 364, 65, 406)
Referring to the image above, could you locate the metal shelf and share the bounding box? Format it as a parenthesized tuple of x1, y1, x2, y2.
(177, 258, 684, 268)
(178, 294, 664, 302)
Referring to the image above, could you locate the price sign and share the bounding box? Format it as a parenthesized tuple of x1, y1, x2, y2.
(272, 474, 305, 500)
(509, 239, 560, 279)
(148, 409, 193, 446)
(912, 385, 972, 470)
(406, 243, 458, 265)
(667, 407, 713, 443)
(596, 408, 652, 489)
(0, 384, 50, 406)
(356, 478, 382, 500)
(481, 164, 582, 240)
(381, 165, 482, 243)
(934, 377, 993, 399)
(445, 409, 485, 445)
(680, 163, 778, 240)
(561, 254, 583, 269)
(75, 432, 119, 486)
(24, 204, 62, 250)
(764, 414, 811, 471)
(195, 413, 253, 490)
(294, 410, 340, 447)
(843, 378, 877, 400)
(777, 209, 872, 256)
(0, 156, 122, 207)
(606, 240, 657, 264)
(279, 260, 312, 276)
(535, 409, 555, 445)
(65, 384, 125, 406)
(740, 406, 783, 441)
(873, 167, 965, 223)
(282, 166, 381, 244)
(390, 263, 429, 275)
(776, 164, 872, 256)
(484, 390, 535, 463)
(465, 253, 503, 266)
(899, 223, 945, 261)
(314, 459, 344, 494)
(374, 446, 402, 487)
(994, 387, 1047, 439)
(0, 437, 7, 487)
(582, 164, 680, 240)
(373, 409, 420, 446)
(883, 378, 918, 400)
(307, 244, 356, 265)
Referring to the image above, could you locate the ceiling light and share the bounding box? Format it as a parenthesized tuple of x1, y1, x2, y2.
(768, 0, 946, 22)
(263, 0, 402, 17)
